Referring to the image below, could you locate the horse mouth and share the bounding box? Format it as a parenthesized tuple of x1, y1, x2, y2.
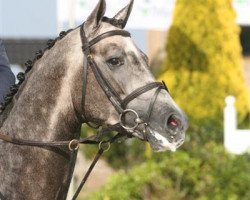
(150, 138, 185, 152)
(141, 127, 185, 152)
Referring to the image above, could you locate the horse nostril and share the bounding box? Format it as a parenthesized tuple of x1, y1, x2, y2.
(167, 114, 180, 130)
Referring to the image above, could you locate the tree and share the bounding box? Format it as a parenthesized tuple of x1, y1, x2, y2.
(160, 0, 250, 140)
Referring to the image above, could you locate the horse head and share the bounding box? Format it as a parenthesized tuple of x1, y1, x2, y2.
(79, 0, 188, 152)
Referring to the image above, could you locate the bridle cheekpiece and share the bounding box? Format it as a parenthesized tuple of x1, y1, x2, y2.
(0, 22, 169, 200)
(79, 23, 168, 137)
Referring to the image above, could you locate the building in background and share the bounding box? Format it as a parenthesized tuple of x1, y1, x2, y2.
(233, 0, 250, 88)
(0, 0, 249, 86)
(0, 0, 57, 76)
(57, 0, 175, 63)
(0, 0, 174, 73)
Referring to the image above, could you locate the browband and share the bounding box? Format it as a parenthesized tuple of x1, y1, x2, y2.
(83, 30, 131, 51)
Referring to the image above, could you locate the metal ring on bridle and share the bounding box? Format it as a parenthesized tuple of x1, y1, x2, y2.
(87, 54, 93, 59)
(119, 109, 142, 130)
(98, 141, 110, 152)
(68, 139, 79, 151)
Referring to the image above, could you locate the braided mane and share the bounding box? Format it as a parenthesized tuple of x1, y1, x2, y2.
(0, 16, 120, 115)
(0, 29, 73, 115)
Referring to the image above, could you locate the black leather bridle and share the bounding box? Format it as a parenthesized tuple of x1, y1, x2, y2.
(0, 23, 169, 200)
(79, 24, 168, 134)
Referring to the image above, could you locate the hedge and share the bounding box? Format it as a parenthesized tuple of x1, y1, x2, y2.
(89, 142, 250, 200)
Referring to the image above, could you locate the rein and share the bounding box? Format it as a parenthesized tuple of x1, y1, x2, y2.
(0, 22, 169, 200)
(0, 123, 128, 200)
(0, 124, 124, 150)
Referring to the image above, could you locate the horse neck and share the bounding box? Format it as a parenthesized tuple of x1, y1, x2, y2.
(0, 29, 84, 200)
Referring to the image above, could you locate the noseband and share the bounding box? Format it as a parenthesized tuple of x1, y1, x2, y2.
(0, 23, 169, 200)
(79, 24, 168, 136)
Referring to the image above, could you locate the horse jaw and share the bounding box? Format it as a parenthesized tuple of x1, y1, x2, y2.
(146, 129, 185, 152)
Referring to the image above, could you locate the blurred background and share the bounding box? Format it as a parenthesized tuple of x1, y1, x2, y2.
(1, 0, 250, 199)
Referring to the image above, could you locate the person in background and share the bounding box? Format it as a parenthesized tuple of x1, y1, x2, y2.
(0, 39, 15, 104)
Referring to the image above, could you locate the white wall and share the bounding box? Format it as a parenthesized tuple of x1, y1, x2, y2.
(224, 96, 250, 154)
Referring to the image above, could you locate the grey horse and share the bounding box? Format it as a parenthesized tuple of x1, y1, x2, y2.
(0, 0, 187, 199)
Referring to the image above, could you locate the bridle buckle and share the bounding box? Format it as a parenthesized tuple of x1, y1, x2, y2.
(119, 109, 142, 131)
(98, 141, 111, 152)
(87, 54, 93, 60)
(68, 139, 79, 151)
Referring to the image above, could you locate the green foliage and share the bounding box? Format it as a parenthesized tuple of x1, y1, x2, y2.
(81, 2, 250, 199)
(159, 0, 250, 141)
(80, 124, 149, 169)
(89, 141, 250, 200)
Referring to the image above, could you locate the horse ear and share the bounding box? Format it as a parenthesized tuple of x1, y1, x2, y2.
(85, 0, 106, 32)
(112, 0, 134, 29)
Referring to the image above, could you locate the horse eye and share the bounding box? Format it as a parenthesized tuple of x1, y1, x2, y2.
(106, 58, 124, 67)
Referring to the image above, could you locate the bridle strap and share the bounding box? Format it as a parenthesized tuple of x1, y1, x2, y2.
(84, 30, 131, 50)
(72, 147, 104, 200)
(80, 26, 131, 116)
(121, 82, 164, 109)
(146, 85, 163, 123)
(80, 26, 127, 120)
(80, 25, 89, 122)
(80, 25, 167, 119)
(71, 131, 125, 200)
(0, 123, 126, 149)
